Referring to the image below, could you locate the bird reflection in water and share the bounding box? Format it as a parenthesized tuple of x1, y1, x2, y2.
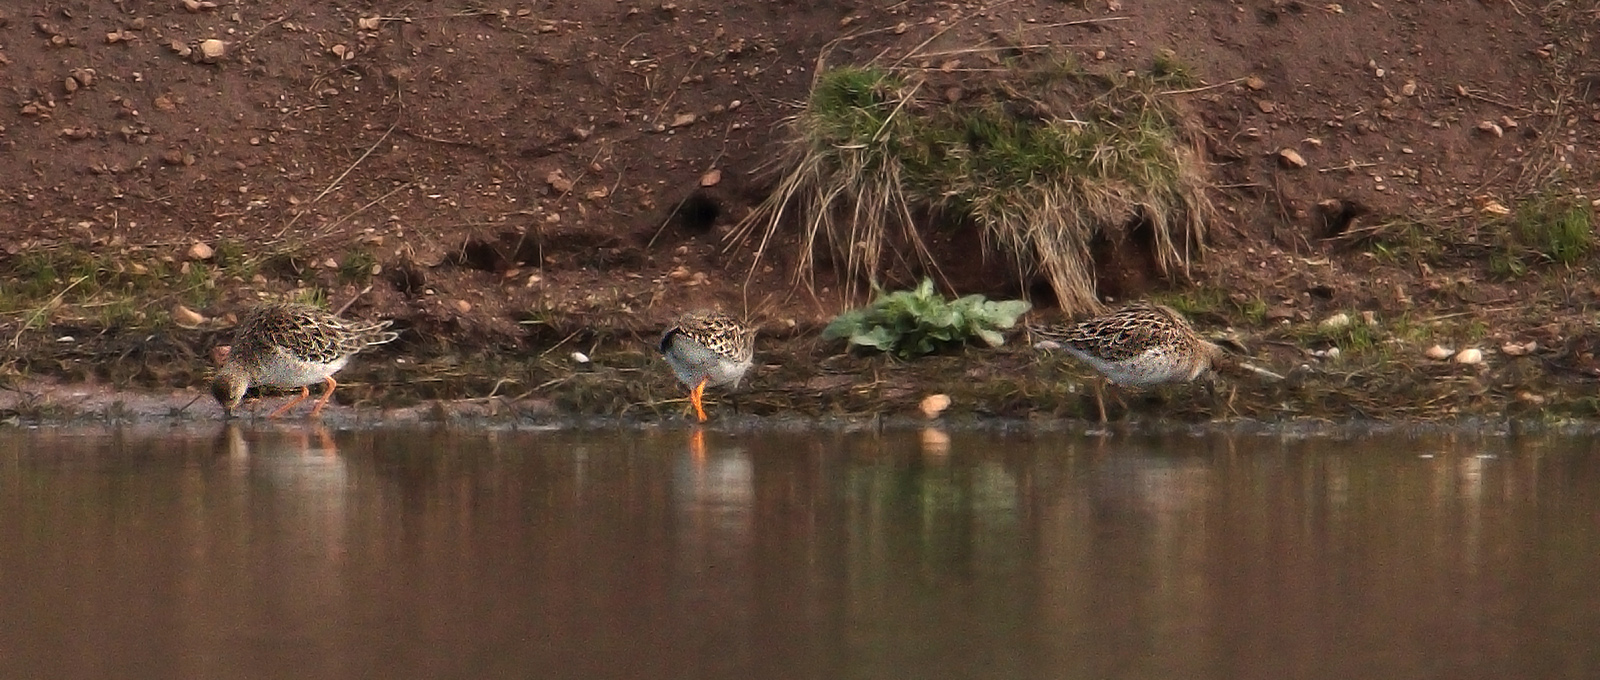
(287, 423, 339, 457)
(676, 428, 755, 545)
(679, 428, 754, 505)
(690, 427, 707, 465)
(214, 422, 340, 472)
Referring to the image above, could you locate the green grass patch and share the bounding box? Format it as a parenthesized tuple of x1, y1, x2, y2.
(732, 49, 1213, 315)
(0, 241, 353, 337)
(213, 240, 256, 278)
(1365, 218, 1442, 263)
(288, 287, 329, 309)
(1236, 296, 1269, 326)
(339, 249, 378, 284)
(1148, 49, 1198, 88)
(1490, 191, 1592, 277)
(0, 246, 227, 332)
(1151, 287, 1227, 319)
(1282, 313, 1385, 360)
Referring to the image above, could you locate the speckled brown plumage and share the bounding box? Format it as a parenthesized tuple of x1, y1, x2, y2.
(1032, 302, 1285, 421)
(1031, 302, 1222, 422)
(1030, 302, 1220, 387)
(234, 303, 397, 365)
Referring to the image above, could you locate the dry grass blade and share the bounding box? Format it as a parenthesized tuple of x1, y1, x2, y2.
(726, 49, 1214, 315)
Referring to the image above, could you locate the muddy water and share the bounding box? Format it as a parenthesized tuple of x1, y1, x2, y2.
(2, 424, 1598, 680)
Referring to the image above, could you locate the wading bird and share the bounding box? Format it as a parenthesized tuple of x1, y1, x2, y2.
(1031, 302, 1281, 421)
(659, 310, 756, 422)
(211, 303, 398, 418)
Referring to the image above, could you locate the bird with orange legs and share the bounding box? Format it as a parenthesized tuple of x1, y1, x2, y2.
(659, 310, 756, 423)
(210, 302, 398, 419)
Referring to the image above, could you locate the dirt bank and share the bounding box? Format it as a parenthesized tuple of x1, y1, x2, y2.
(2, 1, 1598, 424)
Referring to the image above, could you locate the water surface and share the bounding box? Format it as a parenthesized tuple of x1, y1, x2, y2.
(2, 424, 1597, 679)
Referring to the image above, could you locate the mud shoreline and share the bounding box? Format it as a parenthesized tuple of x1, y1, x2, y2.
(3, 326, 1593, 429)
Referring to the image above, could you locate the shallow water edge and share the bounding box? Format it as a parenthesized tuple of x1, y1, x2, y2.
(6, 377, 1600, 440)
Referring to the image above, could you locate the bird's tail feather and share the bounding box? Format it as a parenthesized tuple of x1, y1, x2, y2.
(355, 319, 399, 346)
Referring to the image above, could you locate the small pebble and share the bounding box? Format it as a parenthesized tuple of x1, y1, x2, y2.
(171, 304, 206, 327)
(1501, 341, 1536, 357)
(199, 38, 226, 62)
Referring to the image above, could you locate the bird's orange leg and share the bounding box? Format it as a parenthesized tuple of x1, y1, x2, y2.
(269, 386, 311, 419)
(691, 378, 709, 422)
(309, 377, 338, 418)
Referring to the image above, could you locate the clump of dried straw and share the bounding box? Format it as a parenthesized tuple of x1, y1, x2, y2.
(729, 43, 1214, 315)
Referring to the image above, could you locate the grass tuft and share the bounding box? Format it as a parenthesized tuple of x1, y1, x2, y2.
(340, 249, 378, 284)
(1491, 191, 1592, 277)
(731, 51, 1213, 315)
(1148, 49, 1198, 88)
(289, 287, 329, 309)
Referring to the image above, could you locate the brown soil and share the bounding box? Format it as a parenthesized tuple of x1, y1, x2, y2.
(2, 1, 1599, 423)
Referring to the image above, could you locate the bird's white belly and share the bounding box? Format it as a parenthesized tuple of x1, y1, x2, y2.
(1065, 347, 1198, 387)
(254, 349, 349, 389)
(665, 338, 751, 389)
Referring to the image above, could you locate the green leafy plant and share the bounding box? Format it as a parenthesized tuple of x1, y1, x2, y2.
(821, 279, 1032, 359)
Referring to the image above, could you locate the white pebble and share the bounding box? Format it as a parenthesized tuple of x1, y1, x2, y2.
(1501, 341, 1536, 357)
(1319, 312, 1351, 331)
(1424, 345, 1454, 360)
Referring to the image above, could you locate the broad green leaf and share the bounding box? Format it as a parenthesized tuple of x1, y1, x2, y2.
(851, 325, 897, 350)
(821, 309, 867, 340)
(919, 306, 959, 329)
(974, 327, 1006, 347)
(981, 299, 1032, 327)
